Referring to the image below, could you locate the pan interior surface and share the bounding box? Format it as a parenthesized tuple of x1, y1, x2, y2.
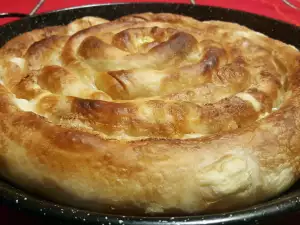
(0, 3, 300, 225)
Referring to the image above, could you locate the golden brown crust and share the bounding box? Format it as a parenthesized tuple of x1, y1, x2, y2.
(0, 13, 300, 215)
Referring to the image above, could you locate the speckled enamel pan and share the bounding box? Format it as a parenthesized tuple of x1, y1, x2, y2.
(0, 3, 300, 225)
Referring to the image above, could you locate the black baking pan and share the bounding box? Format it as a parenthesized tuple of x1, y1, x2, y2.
(0, 3, 300, 225)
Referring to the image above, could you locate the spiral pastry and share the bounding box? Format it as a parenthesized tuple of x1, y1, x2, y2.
(0, 13, 299, 215)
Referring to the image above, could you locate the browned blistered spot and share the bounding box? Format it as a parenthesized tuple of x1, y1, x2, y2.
(206, 96, 259, 130)
(141, 41, 160, 52)
(151, 27, 177, 42)
(35, 95, 60, 115)
(212, 63, 249, 86)
(167, 102, 189, 134)
(37, 65, 75, 94)
(74, 98, 136, 117)
(112, 29, 132, 52)
(202, 47, 226, 67)
(12, 72, 42, 100)
(25, 35, 68, 70)
(104, 70, 130, 98)
(177, 47, 226, 84)
(152, 32, 197, 56)
(78, 36, 127, 60)
(71, 98, 137, 134)
(257, 71, 282, 100)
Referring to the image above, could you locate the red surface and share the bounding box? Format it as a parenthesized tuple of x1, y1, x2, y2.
(0, 0, 300, 224)
(195, 0, 300, 25)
